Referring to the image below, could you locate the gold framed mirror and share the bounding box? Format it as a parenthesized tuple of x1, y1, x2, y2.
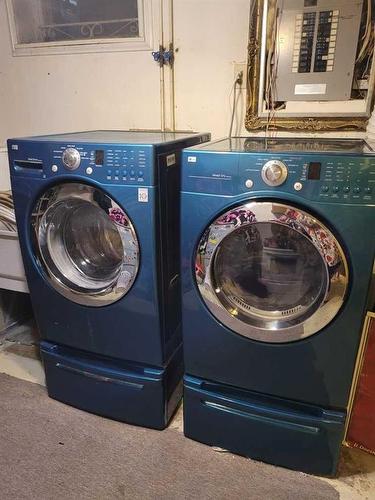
(245, 0, 375, 132)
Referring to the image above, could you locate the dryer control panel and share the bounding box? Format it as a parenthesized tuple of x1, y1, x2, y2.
(9, 141, 154, 186)
(182, 138, 375, 205)
(239, 153, 375, 204)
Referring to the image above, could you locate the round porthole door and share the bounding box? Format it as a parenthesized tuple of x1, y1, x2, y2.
(195, 202, 349, 342)
(32, 183, 139, 307)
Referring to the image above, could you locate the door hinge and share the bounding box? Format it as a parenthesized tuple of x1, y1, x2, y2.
(152, 43, 174, 68)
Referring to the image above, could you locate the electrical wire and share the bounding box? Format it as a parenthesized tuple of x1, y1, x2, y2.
(229, 74, 242, 138)
(356, 0, 373, 64)
(361, 39, 374, 79)
(352, 0, 374, 98)
(265, 12, 277, 137)
(228, 0, 258, 139)
(266, 0, 284, 139)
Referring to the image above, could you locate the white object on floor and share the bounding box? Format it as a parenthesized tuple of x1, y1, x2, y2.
(0, 341, 45, 386)
(0, 230, 28, 293)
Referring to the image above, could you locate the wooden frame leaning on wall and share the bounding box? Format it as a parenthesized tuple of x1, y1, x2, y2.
(245, 0, 375, 132)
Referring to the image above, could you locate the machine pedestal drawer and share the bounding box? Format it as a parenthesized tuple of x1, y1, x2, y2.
(41, 341, 183, 430)
(184, 375, 346, 476)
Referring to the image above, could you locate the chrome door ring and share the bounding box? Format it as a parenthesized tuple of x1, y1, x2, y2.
(195, 201, 349, 343)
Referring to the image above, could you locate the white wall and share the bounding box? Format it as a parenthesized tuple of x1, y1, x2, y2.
(0, 148, 10, 191)
(173, 0, 249, 139)
(172, 0, 366, 141)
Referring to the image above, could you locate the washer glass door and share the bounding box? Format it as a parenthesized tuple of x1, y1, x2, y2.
(196, 202, 348, 342)
(32, 183, 139, 306)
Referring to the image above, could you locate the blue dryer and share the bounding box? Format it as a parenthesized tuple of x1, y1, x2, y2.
(180, 137, 375, 475)
(8, 130, 209, 429)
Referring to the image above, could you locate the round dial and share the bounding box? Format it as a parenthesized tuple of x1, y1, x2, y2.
(62, 148, 81, 171)
(261, 160, 288, 187)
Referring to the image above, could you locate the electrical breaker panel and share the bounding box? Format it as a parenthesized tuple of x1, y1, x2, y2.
(274, 0, 363, 101)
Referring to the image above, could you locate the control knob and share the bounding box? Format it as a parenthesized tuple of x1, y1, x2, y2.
(261, 160, 288, 187)
(62, 148, 81, 170)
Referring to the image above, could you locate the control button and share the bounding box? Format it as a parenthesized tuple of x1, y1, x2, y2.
(86, 167, 93, 175)
(321, 185, 329, 193)
(332, 186, 339, 193)
(293, 182, 303, 191)
(261, 160, 288, 187)
(245, 179, 254, 189)
(62, 147, 81, 170)
(138, 171, 144, 178)
(123, 170, 127, 176)
(130, 170, 135, 177)
(115, 170, 120, 176)
(107, 169, 112, 175)
(51, 165, 58, 173)
(364, 187, 372, 194)
(353, 187, 361, 194)
(343, 186, 350, 193)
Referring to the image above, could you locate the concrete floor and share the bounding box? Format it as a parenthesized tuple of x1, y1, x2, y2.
(0, 334, 374, 500)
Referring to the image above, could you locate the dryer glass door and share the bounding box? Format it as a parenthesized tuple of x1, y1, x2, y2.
(196, 202, 348, 343)
(32, 183, 139, 306)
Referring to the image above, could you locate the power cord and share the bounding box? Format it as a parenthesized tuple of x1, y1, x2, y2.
(229, 70, 243, 138)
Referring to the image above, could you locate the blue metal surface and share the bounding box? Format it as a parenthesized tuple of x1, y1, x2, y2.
(8, 130, 209, 429)
(41, 341, 183, 429)
(182, 145, 375, 204)
(184, 375, 346, 476)
(180, 137, 375, 474)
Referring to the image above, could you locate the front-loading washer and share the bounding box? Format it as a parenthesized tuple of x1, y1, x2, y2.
(8, 130, 210, 429)
(180, 137, 375, 475)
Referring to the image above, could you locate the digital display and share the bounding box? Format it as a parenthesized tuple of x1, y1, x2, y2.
(308, 162, 321, 180)
(95, 150, 104, 166)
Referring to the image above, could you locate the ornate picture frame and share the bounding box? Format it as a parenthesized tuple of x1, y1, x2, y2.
(245, 0, 374, 132)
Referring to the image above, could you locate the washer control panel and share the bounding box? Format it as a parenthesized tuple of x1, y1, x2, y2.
(9, 141, 153, 186)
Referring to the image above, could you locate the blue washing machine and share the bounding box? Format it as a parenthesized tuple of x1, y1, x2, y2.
(181, 137, 375, 475)
(8, 130, 209, 429)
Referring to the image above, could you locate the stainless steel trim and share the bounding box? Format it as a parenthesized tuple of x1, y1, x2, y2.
(32, 183, 139, 307)
(55, 363, 144, 389)
(62, 148, 81, 170)
(195, 201, 349, 343)
(203, 401, 320, 434)
(261, 160, 288, 187)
